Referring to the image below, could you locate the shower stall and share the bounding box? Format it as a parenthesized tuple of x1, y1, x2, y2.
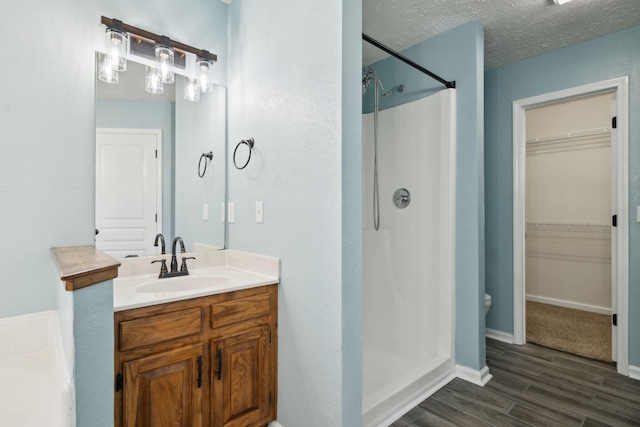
(361, 67, 457, 426)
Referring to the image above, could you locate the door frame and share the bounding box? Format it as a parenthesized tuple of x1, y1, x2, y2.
(512, 76, 629, 375)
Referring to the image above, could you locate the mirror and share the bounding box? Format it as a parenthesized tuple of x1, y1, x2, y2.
(95, 56, 226, 258)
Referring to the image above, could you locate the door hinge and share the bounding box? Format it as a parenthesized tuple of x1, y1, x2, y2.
(612, 116, 617, 129)
(155, 213, 158, 222)
(115, 372, 123, 392)
(155, 149, 158, 158)
(613, 313, 617, 326)
(612, 215, 617, 227)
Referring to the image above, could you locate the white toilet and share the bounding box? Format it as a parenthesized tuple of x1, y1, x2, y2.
(484, 293, 492, 315)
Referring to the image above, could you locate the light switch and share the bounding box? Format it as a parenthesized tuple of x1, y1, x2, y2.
(203, 203, 209, 221)
(228, 202, 235, 224)
(256, 201, 264, 223)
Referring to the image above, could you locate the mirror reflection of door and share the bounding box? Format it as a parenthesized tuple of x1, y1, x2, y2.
(524, 92, 615, 363)
(95, 56, 228, 254)
(96, 128, 162, 258)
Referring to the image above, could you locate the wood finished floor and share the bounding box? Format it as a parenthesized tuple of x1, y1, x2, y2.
(391, 338, 640, 427)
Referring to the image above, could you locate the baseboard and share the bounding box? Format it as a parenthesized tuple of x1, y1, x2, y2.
(526, 294, 611, 315)
(628, 365, 640, 381)
(455, 364, 492, 386)
(486, 328, 514, 344)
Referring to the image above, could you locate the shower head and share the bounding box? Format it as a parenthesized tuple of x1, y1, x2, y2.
(382, 84, 404, 96)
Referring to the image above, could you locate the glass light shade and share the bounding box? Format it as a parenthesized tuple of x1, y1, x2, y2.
(145, 66, 163, 94)
(184, 78, 200, 102)
(105, 28, 128, 72)
(97, 52, 119, 84)
(155, 45, 175, 84)
(196, 58, 214, 93)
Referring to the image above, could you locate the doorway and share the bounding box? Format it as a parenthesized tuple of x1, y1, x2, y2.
(524, 93, 613, 362)
(512, 77, 629, 375)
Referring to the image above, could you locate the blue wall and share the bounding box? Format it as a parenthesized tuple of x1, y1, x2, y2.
(485, 24, 640, 366)
(364, 21, 486, 370)
(227, 0, 362, 425)
(96, 99, 175, 240)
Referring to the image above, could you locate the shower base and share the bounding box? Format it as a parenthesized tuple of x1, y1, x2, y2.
(363, 347, 454, 427)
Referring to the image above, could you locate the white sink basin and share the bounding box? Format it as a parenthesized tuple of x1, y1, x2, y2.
(135, 275, 230, 293)
(114, 259, 279, 312)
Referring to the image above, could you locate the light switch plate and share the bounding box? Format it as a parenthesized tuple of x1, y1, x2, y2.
(228, 202, 235, 224)
(256, 201, 264, 223)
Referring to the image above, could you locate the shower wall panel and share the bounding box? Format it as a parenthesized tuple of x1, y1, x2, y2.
(362, 89, 456, 427)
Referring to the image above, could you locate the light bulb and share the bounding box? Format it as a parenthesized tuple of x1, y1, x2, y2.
(155, 45, 175, 84)
(98, 52, 119, 84)
(145, 66, 163, 94)
(105, 28, 127, 72)
(196, 58, 213, 93)
(184, 78, 200, 102)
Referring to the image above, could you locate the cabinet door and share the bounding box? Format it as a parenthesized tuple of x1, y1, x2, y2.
(211, 325, 272, 427)
(123, 344, 203, 427)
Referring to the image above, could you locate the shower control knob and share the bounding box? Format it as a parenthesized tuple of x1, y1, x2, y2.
(393, 188, 411, 209)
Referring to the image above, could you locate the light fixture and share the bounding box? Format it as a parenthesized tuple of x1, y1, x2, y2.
(97, 52, 119, 84)
(98, 19, 127, 83)
(99, 17, 219, 101)
(196, 50, 216, 93)
(184, 78, 200, 102)
(155, 36, 175, 84)
(104, 19, 128, 72)
(553, 0, 572, 4)
(145, 65, 163, 94)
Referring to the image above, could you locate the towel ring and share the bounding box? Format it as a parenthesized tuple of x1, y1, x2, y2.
(198, 151, 213, 177)
(233, 138, 255, 170)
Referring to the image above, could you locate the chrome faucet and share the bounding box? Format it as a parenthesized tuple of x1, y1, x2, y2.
(153, 233, 166, 254)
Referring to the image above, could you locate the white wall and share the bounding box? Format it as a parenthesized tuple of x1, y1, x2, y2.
(227, 0, 362, 425)
(525, 94, 612, 311)
(526, 94, 611, 223)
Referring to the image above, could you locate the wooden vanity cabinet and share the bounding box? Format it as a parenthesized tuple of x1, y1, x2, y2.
(114, 285, 277, 427)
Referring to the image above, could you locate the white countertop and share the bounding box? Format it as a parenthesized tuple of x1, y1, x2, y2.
(113, 250, 280, 312)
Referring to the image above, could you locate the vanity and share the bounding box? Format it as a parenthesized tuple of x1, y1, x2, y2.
(88, 15, 278, 427)
(113, 250, 279, 427)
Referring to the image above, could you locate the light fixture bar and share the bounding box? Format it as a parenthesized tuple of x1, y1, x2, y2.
(101, 16, 218, 62)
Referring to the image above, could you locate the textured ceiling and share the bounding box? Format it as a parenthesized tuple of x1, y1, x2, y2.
(363, 0, 640, 70)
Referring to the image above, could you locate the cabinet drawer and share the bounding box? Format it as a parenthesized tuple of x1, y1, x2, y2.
(120, 307, 202, 351)
(211, 293, 271, 329)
